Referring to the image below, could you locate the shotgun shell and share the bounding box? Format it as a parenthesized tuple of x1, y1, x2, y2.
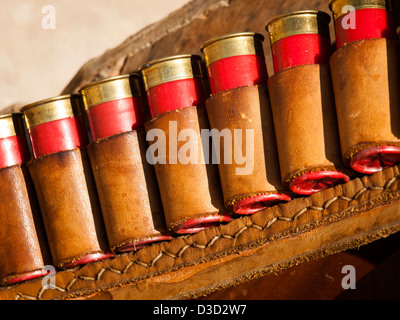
(267, 11, 350, 195)
(0, 113, 30, 168)
(21, 94, 89, 158)
(266, 10, 332, 74)
(329, 0, 396, 48)
(80, 74, 173, 252)
(141, 55, 231, 234)
(200, 32, 268, 94)
(0, 113, 48, 285)
(21, 95, 114, 268)
(330, 0, 400, 174)
(80, 74, 146, 141)
(140, 54, 206, 118)
(201, 33, 291, 214)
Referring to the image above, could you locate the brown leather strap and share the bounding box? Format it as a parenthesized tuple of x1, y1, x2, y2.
(205, 84, 284, 207)
(2, 164, 400, 300)
(330, 38, 400, 163)
(27, 148, 109, 268)
(144, 106, 226, 230)
(87, 130, 170, 252)
(268, 64, 345, 184)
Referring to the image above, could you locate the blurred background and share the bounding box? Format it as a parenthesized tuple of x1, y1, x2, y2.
(0, 0, 190, 112)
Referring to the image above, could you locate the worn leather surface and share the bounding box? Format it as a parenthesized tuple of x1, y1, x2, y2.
(144, 106, 226, 230)
(268, 64, 346, 184)
(1, 164, 400, 300)
(330, 38, 400, 163)
(0, 165, 45, 285)
(87, 130, 170, 252)
(205, 84, 284, 207)
(27, 149, 109, 268)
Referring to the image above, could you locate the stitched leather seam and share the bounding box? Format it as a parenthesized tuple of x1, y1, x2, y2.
(179, 224, 400, 300)
(15, 189, 400, 299)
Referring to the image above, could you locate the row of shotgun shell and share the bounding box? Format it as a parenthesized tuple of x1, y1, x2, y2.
(1, 0, 400, 286)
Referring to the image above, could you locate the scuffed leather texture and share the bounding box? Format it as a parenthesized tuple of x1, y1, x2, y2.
(0, 165, 45, 285)
(144, 106, 226, 230)
(27, 148, 109, 268)
(205, 84, 284, 207)
(329, 38, 400, 162)
(268, 64, 345, 184)
(1, 164, 400, 300)
(87, 130, 170, 252)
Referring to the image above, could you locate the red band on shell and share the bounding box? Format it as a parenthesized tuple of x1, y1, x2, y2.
(207, 55, 268, 94)
(86, 97, 145, 141)
(29, 117, 89, 158)
(0, 134, 30, 168)
(272, 33, 332, 73)
(289, 170, 350, 195)
(116, 235, 174, 253)
(147, 78, 206, 118)
(350, 145, 400, 174)
(60, 252, 115, 269)
(334, 8, 396, 49)
(173, 214, 232, 234)
(232, 193, 291, 215)
(3, 269, 50, 286)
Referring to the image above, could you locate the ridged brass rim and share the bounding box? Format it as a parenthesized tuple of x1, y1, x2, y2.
(20, 94, 82, 131)
(329, 0, 389, 21)
(80, 73, 141, 111)
(200, 32, 265, 66)
(139, 54, 203, 91)
(266, 10, 331, 45)
(0, 113, 26, 139)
